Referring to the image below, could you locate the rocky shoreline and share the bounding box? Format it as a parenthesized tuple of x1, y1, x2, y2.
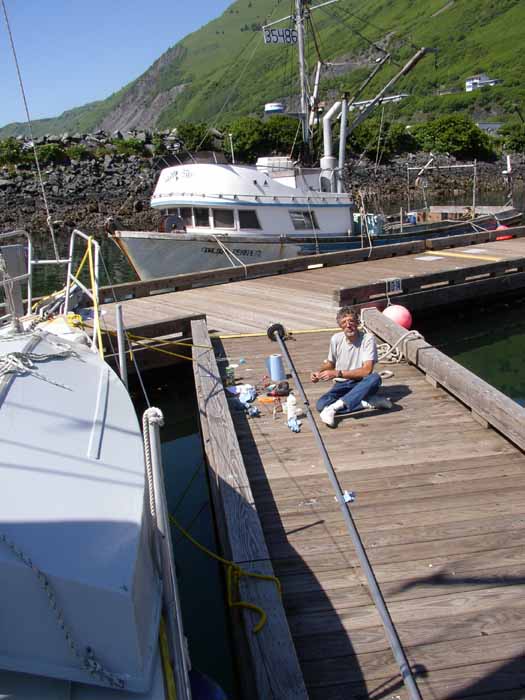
(1, 131, 523, 240)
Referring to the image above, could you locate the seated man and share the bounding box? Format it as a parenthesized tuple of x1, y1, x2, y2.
(311, 306, 391, 427)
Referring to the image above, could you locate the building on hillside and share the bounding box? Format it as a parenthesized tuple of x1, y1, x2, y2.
(465, 73, 502, 92)
(349, 93, 409, 111)
(476, 122, 503, 135)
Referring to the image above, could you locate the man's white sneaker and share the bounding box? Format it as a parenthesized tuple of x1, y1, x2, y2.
(362, 395, 392, 410)
(320, 405, 337, 427)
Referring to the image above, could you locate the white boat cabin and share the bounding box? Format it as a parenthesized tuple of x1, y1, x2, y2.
(151, 161, 354, 238)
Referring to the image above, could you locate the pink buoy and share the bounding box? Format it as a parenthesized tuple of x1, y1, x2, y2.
(383, 304, 412, 329)
(496, 224, 509, 230)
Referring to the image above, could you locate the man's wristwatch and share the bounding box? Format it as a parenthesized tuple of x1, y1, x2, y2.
(337, 369, 343, 379)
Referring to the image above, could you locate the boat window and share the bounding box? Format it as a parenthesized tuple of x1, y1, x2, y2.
(238, 210, 261, 229)
(289, 210, 319, 230)
(212, 209, 235, 229)
(194, 208, 210, 227)
(181, 208, 193, 228)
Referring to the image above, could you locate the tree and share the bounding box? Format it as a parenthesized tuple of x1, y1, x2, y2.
(347, 118, 418, 162)
(500, 123, 525, 152)
(227, 116, 270, 163)
(175, 122, 215, 152)
(265, 115, 300, 157)
(0, 138, 26, 166)
(410, 115, 495, 160)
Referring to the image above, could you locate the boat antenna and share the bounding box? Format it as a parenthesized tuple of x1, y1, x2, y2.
(1, 0, 60, 262)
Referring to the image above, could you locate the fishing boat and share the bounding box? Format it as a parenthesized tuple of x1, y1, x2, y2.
(109, 1, 520, 280)
(111, 156, 521, 280)
(0, 228, 225, 699)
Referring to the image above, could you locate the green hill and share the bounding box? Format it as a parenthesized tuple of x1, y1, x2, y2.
(2, 0, 524, 138)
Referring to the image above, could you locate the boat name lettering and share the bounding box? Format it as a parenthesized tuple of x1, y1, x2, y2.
(164, 169, 192, 183)
(202, 246, 262, 257)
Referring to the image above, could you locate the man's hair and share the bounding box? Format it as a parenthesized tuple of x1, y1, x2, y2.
(336, 306, 359, 324)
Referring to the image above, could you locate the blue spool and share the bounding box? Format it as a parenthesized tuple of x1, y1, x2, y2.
(266, 354, 286, 381)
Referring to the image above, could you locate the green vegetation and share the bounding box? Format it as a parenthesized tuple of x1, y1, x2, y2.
(2, 0, 525, 140)
(0, 138, 25, 166)
(500, 122, 525, 152)
(35, 143, 69, 165)
(410, 115, 496, 160)
(112, 137, 148, 156)
(174, 122, 215, 152)
(65, 144, 91, 161)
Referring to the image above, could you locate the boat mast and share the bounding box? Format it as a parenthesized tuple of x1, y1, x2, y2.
(295, 0, 311, 154)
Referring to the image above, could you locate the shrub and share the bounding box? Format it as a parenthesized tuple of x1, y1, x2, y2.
(226, 116, 270, 163)
(65, 144, 92, 161)
(0, 138, 26, 166)
(35, 143, 69, 165)
(265, 115, 301, 157)
(410, 115, 496, 160)
(175, 122, 215, 152)
(113, 138, 148, 157)
(500, 123, 525, 153)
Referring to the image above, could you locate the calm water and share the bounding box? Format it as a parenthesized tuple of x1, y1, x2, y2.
(130, 367, 238, 698)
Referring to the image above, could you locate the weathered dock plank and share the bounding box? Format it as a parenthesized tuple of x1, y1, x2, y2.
(191, 319, 307, 700)
(211, 324, 525, 699)
(101, 235, 525, 339)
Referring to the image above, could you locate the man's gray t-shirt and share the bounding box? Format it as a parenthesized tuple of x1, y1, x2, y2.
(328, 331, 378, 371)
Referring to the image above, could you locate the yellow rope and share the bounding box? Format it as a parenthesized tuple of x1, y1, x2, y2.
(169, 513, 280, 634)
(213, 327, 339, 339)
(31, 247, 91, 313)
(84, 323, 212, 364)
(159, 616, 177, 700)
(86, 237, 104, 359)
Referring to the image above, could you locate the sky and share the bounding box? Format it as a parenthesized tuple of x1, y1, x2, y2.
(0, 0, 232, 127)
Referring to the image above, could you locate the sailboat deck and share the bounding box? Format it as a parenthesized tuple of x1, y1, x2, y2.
(202, 327, 525, 699)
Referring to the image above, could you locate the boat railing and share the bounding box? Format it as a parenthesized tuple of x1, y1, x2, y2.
(152, 190, 352, 204)
(0, 228, 102, 355)
(0, 228, 71, 322)
(64, 229, 102, 355)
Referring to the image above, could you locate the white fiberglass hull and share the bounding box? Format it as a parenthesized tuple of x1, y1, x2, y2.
(112, 230, 375, 279)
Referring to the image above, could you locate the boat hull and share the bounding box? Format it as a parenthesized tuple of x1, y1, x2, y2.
(113, 210, 522, 280)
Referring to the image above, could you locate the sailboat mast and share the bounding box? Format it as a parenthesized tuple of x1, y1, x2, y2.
(295, 0, 310, 150)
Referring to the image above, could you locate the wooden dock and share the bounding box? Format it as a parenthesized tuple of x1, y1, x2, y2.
(99, 231, 525, 343)
(192, 312, 525, 699)
(96, 231, 525, 699)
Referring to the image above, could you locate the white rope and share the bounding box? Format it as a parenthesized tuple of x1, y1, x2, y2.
(1, 0, 60, 262)
(0, 532, 125, 688)
(210, 234, 248, 276)
(0, 342, 81, 389)
(360, 308, 424, 363)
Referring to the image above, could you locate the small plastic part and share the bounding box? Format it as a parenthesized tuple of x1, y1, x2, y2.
(343, 490, 356, 503)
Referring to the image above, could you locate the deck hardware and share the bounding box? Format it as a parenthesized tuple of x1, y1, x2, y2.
(343, 490, 356, 503)
(386, 277, 403, 294)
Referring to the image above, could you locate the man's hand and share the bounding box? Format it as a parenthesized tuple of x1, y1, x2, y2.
(318, 369, 337, 381)
(310, 371, 320, 383)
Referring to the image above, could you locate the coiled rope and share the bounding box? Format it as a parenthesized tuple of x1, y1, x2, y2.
(169, 512, 281, 634)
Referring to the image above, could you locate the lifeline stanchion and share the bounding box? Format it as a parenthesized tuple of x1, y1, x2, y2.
(115, 304, 128, 390)
(267, 322, 423, 700)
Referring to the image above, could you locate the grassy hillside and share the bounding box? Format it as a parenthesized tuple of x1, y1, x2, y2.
(2, 0, 524, 138)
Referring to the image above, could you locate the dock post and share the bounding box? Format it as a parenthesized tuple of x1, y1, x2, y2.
(267, 322, 423, 700)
